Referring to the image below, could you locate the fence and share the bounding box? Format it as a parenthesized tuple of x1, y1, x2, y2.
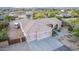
(8, 37, 26, 45)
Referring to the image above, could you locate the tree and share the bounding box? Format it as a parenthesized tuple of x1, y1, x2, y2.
(0, 29, 9, 42)
(4, 15, 15, 22)
(74, 10, 79, 15)
(73, 28, 79, 37)
(33, 12, 45, 19)
(0, 21, 9, 30)
(71, 10, 79, 17)
(67, 18, 79, 29)
(46, 10, 55, 18)
(67, 18, 79, 37)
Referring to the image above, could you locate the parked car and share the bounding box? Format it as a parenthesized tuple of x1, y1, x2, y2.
(14, 22, 20, 29)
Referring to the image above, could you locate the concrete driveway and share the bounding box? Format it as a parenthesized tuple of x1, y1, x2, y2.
(8, 20, 24, 40)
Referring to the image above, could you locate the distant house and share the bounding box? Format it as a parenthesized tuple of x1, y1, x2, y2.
(26, 11, 33, 19)
(9, 12, 17, 17)
(56, 13, 71, 18)
(0, 16, 3, 21)
(9, 11, 26, 18)
(61, 10, 65, 12)
(62, 13, 71, 18)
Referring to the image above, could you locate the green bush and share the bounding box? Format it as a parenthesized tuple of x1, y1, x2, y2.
(73, 28, 79, 37)
(33, 12, 45, 19)
(68, 26, 73, 32)
(47, 10, 55, 18)
(73, 32, 79, 37)
(4, 15, 15, 22)
(0, 22, 9, 42)
(0, 29, 9, 42)
(56, 16, 62, 20)
(0, 22, 9, 30)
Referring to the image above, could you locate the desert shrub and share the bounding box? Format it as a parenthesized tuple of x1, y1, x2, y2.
(0, 22, 9, 42)
(33, 12, 45, 19)
(0, 29, 9, 42)
(56, 16, 62, 20)
(73, 28, 79, 37)
(0, 21, 9, 30)
(4, 15, 15, 22)
(68, 26, 73, 32)
(47, 10, 55, 18)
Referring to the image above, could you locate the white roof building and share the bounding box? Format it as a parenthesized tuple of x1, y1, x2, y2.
(20, 18, 62, 42)
(9, 11, 26, 18)
(9, 12, 17, 17)
(26, 11, 33, 19)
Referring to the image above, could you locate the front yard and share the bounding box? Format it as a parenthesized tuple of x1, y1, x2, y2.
(57, 26, 79, 50)
(0, 15, 16, 47)
(0, 21, 9, 42)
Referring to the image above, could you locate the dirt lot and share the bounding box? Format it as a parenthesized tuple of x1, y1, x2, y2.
(58, 27, 79, 51)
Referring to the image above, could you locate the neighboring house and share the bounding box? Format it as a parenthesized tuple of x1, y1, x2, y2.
(26, 11, 33, 19)
(9, 12, 17, 17)
(0, 16, 3, 21)
(56, 12, 71, 18)
(60, 10, 65, 12)
(9, 11, 26, 18)
(19, 18, 62, 43)
(62, 13, 71, 17)
(18, 15, 27, 19)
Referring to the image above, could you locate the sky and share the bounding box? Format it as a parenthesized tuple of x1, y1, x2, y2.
(0, 0, 79, 7)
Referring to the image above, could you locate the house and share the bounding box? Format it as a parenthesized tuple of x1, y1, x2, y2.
(9, 12, 17, 17)
(9, 11, 26, 18)
(26, 11, 33, 19)
(0, 15, 3, 21)
(61, 10, 65, 12)
(62, 13, 71, 18)
(56, 13, 71, 18)
(19, 18, 62, 43)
